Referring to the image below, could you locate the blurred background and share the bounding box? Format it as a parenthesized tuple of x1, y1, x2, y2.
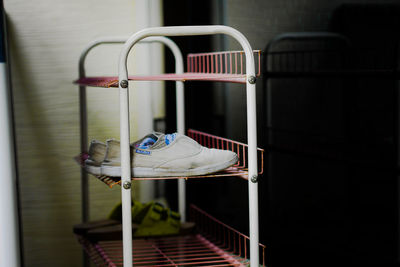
(3, 0, 400, 266)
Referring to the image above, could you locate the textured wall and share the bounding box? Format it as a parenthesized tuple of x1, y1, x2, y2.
(4, 0, 162, 266)
(223, 0, 399, 140)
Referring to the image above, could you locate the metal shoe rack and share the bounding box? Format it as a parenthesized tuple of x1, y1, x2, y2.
(75, 26, 264, 267)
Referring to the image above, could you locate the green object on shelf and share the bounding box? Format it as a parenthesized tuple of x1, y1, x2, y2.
(107, 200, 181, 237)
(108, 200, 147, 223)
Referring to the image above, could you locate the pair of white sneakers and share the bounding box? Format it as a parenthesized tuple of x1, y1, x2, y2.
(84, 132, 238, 178)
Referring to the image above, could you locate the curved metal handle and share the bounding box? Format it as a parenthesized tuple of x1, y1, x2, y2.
(79, 36, 184, 78)
(118, 25, 256, 81)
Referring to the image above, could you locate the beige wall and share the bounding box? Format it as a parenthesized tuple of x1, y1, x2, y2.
(5, 0, 163, 266)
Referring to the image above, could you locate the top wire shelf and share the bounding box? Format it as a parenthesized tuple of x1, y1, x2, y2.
(74, 50, 261, 87)
(76, 129, 264, 188)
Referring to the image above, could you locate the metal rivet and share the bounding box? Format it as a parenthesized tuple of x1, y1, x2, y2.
(120, 80, 128, 88)
(250, 175, 258, 183)
(248, 75, 256, 84)
(123, 181, 131, 189)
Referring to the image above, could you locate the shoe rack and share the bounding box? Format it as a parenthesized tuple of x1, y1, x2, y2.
(75, 26, 264, 267)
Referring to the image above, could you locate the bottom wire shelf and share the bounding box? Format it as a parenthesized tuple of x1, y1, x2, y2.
(76, 205, 266, 267)
(78, 234, 247, 266)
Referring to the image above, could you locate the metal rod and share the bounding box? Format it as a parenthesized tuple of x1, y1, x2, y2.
(0, 3, 21, 265)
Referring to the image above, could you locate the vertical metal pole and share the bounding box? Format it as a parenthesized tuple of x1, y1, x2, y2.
(78, 41, 89, 266)
(176, 80, 185, 222)
(119, 80, 133, 267)
(176, 82, 185, 138)
(78, 44, 89, 225)
(396, 79, 400, 264)
(79, 85, 90, 267)
(246, 78, 259, 267)
(79, 85, 89, 222)
(0, 1, 21, 266)
(173, 43, 185, 223)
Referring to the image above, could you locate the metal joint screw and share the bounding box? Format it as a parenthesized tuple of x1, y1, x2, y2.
(250, 175, 258, 183)
(120, 80, 128, 88)
(248, 75, 256, 84)
(123, 181, 131, 189)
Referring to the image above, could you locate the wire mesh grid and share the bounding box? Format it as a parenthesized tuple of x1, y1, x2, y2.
(187, 50, 261, 77)
(76, 205, 266, 266)
(186, 129, 264, 177)
(76, 129, 264, 188)
(189, 204, 266, 267)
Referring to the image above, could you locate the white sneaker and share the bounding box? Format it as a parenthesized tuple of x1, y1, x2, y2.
(101, 133, 238, 177)
(84, 140, 107, 175)
(100, 133, 163, 177)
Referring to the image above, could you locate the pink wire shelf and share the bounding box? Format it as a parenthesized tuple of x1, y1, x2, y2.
(76, 204, 266, 267)
(187, 50, 261, 77)
(75, 129, 264, 188)
(74, 50, 261, 87)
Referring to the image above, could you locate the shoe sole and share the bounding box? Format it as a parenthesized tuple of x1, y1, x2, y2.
(85, 164, 102, 176)
(101, 156, 238, 178)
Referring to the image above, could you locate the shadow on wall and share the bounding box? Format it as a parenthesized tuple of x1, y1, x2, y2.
(263, 3, 400, 267)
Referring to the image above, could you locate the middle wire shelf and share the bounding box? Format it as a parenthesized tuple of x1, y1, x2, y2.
(76, 129, 264, 188)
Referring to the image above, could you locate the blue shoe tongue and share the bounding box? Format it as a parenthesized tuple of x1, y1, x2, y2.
(136, 133, 176, 149)
(165, 133, 176, 145)
(137, 134, 158, 149)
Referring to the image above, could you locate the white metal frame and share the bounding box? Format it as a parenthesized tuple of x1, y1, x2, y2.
(0, 45, 21, 267)
(0, 4, 21, 265)
(78, 36, 187, 265)
(118, 25, 259, 267)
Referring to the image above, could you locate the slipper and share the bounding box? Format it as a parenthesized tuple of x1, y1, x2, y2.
(108, 200, 181, 237)
(76, 200, 195, 241)
(133, 202, 180, 237)
(73, 219, 120, 235)
(108, 200, 145, 223)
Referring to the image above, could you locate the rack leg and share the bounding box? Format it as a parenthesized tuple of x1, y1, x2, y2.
(246, 81, 259, 267)
(79, 85, 89, 222)
(248, 180, 259, 266)
(176, 80, 186, 222)
(178, 179, 186, 222)
(120, 83, 133, 267)
(0, 52, 21, 267)
(81, 169, 90, 267)
(79, 85, 90, 267)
